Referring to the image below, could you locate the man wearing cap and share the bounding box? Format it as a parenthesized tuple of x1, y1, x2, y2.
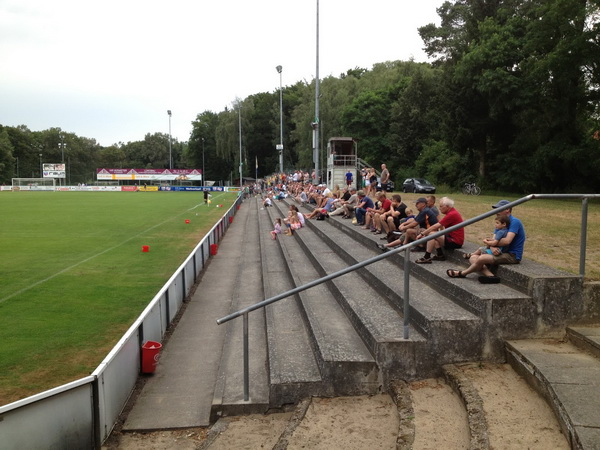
(447, 199, 526, 282)
(402, 197, 439, 246)
(378, 197, 438, 251)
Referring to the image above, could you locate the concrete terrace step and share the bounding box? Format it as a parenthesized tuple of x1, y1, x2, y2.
(567, 326, 600, 359)
(271, 201, 429, 382)
(505, 337, 600, 449)
(256, 198, 324, 407)
(311, 200, 584, 337)
(297, 214, 482, 372)
(210, 196, 269, 421)
(265, 202, 381, 395)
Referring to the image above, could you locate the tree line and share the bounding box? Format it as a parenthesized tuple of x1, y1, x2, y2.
(1, 0, 598, 192)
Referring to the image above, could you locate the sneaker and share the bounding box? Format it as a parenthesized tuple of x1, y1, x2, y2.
(415, 257, 432, 264)
(432, 255, 446, 261)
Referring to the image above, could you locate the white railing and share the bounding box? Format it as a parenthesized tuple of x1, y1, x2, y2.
(0, 195, 242, 449)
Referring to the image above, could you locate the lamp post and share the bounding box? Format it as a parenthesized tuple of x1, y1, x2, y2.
(39, 153, 43, 178)
(238, 104, 243, 189)
(58, 135, 66, 186)
(167, 110, 172, 170)
(276, 65, 284, 174)
(314, 0, 320, 184)
(202, 137, 205, 187)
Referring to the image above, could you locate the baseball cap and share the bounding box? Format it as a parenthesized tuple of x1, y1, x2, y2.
(415, 197, 427, 204)
(492, 199, 511, 209)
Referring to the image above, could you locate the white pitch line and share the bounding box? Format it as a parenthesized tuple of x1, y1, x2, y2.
(0, 195, 226, 304)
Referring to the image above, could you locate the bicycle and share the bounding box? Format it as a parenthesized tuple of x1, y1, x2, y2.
(462, 182, 481, 195)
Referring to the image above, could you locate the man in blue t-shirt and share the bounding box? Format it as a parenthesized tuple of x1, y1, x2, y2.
(448, 199, 526, 282)
(354, 190, 375, 226)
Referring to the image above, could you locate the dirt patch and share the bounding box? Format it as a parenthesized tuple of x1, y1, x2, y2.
(104, 364, 570, 449)
(457, 363, 569, 449)
(410, 378, 470, 449)
(285, 395, 399, 449)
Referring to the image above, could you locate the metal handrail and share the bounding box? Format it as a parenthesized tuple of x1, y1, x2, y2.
(217, 193, 599, 400)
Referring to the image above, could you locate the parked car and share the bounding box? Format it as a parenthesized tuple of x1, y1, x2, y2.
(375, 179, 395, 192)
(402, 178, 436, 194)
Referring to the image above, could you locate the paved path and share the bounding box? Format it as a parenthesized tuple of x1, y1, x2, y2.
(123, 199, 255, 430)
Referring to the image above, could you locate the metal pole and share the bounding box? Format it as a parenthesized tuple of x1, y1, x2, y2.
(243, 312, 249, 401)
(239, 105, 243, 189)
(167, 110, 172, 170)
(314, 0, 320, 184)
(580, 198, 588, 279)
(276, 65, 284, 174)
(202, 138, 205, 187)
(403, 247, 411, 339)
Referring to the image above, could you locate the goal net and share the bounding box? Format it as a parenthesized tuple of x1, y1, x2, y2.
(11, 178, 56, 191)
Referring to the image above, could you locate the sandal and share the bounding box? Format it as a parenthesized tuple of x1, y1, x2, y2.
(463, 253, 472, 259)
(416, 257, 432, 264)
(446, 269, 466, 278)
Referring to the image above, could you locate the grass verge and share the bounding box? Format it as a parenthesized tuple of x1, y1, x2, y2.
(0, 190, 237, 404)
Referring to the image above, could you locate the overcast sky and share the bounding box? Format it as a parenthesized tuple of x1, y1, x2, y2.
(0, 0, 443, 146)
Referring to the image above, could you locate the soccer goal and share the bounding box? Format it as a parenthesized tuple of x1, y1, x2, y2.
(11, 178, 56, 191)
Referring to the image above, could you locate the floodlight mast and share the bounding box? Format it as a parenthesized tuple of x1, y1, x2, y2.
(167, 110, 172, 170)
(314, 0, 320, 184)
(276, 65, 283, 174)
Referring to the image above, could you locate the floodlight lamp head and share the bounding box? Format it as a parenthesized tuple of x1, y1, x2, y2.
(276, 65, 282, 73)
(167, 110, 172, 116)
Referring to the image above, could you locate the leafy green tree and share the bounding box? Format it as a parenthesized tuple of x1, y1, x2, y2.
(0, 129, 16, 183)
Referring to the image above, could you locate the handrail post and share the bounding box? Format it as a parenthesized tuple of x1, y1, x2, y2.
(580, 198, 589, 279)
(243, 312, 249, 401)
(403, 247, 411, 339)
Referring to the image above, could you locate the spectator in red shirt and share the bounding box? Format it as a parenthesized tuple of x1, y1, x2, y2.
(415, 197, 464, 264)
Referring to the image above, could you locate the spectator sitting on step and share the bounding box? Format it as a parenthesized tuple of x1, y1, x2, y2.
(339, 187, 360, 218)
(295, 187, 308, 206)
(329, 186, 352, 216)
(414, 197, 465, 264)
(375, 194, 407, 236)
(463, 215, 510, 260)
(446, 199, 525, 283)
(332, 184, 341, 200)
(377, 199, 437, 252)
(354, 190, 375, 226)
(306, 193, 338, 219)
(403, 197, 439, 248)
(427, 195, 440, 220)
(363, 191, 392, 234)
(262, 195, 273, 207)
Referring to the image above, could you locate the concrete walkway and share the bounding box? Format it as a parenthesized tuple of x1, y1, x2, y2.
(123, 198, 256, 430)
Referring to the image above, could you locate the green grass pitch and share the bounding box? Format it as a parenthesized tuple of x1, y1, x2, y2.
(0, 190, 237, 404)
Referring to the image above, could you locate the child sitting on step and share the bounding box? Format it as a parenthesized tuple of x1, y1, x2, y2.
(464, 216, 510, 259)
(271, 218, 282, 240)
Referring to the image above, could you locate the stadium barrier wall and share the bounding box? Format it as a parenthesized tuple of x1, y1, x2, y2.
(2, 185, 239, 192)
(0, 193, 243, 449)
